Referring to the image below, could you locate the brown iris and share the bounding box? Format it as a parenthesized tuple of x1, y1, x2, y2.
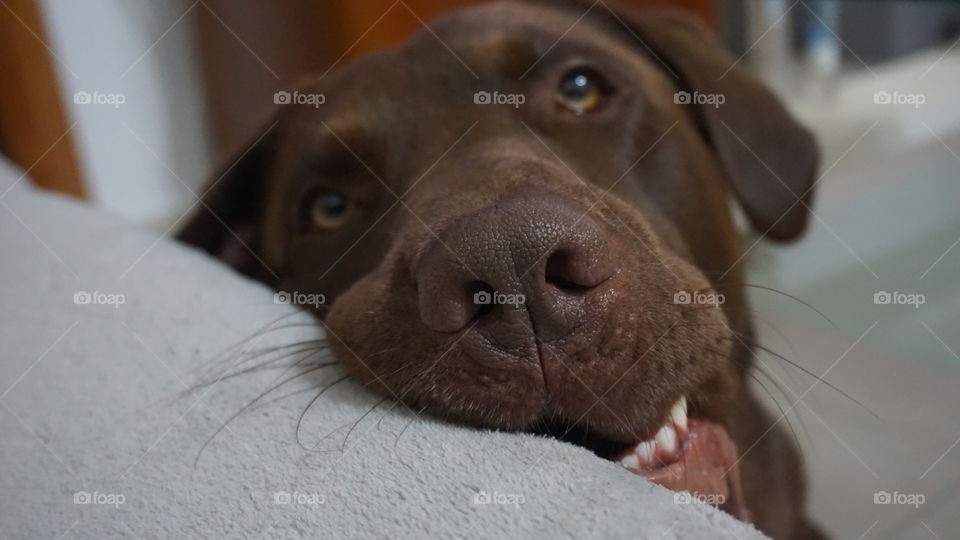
(555, 68, 608, 114)
(304, 189, 351, 231)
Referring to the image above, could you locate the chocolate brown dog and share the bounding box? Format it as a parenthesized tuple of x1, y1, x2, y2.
(179, 1, 822, 537)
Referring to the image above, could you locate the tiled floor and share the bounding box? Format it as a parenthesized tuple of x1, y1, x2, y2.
(745, 51, 960, 539)
(751, 311, 960, 539)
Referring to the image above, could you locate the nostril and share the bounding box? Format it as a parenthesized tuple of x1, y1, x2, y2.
(544, 245, 618, 293)
(468, 281, 497, 321)
(545, 250, 594, 293)
(416, 194, 618, 335)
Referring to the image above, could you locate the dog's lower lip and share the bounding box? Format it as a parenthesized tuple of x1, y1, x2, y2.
(613, 396, 752, 523)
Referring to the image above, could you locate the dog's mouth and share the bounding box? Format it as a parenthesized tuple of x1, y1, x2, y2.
(533, 396, 751, 523)
(321, 179, 750, 519)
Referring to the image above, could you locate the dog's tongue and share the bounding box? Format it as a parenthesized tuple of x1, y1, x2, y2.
(614, 419, 752, 523)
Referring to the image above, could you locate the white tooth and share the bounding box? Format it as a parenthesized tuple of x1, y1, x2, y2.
(635, 440, 655, 463)
(670, 396, 688, 432)
(620, 453, 640, 469)
(655, 424, 678, 454)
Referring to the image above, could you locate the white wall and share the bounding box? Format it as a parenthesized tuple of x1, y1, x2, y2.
(39, 0, 212, 231)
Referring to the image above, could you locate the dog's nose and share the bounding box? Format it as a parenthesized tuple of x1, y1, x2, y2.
(416, 193, 619, 339)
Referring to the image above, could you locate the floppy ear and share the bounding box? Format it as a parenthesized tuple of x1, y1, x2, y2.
(607, 10, 820, 241)
(177, 122, 279, 277)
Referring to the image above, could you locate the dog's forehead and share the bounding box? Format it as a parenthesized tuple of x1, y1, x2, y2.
(304, 2, 668, 112)
(408, 1, 636, 72)
(281, 0, 680, 169)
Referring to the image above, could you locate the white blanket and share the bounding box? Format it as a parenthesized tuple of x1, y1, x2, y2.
(0, 158, 765, 539)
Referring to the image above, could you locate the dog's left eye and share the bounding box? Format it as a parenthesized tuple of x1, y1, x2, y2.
(555, 68, 610, 114)
(302, 188, 351, 231)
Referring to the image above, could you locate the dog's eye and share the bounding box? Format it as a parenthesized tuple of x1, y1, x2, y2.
(555, 68, 609, 114)
(303, 189, 351, 231)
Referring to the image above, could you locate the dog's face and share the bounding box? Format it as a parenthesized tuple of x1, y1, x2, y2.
(180, 0, 817, 529)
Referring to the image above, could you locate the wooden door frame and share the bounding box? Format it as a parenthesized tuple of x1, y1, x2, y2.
(0, 0, 85, 197)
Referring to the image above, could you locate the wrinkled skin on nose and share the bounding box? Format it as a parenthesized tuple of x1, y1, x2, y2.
(415, 192, 620, 347)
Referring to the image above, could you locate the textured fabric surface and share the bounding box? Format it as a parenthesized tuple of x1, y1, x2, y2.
(0, 160, 765, 539)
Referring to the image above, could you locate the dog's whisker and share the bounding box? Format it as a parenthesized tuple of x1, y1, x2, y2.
(738, 284, 837, 329)
(217, 359, 336, 388)
(203, 311, 317, 363)
(395, 355, 443, 405)
(671, 319, 869, 419)
(296, 375, 351, 451)
(178, 349, 326, 404)
(188, 332, 328, 388)
(704, 343, 809, 464)
(226, 339, 329, 366)
(719, 335, 875, 418)
(192, 348, 333, 391)
(256, 384, 331, 409)
(745, 367, 809, 453)
(194, 362, 336, 467)
(738, 307, 795, 349)
(376, 399, 403, 431)
(235, 342, 330, 370)
(703, 276, 838, 330)
(337, 397, 389, 452)
(394, 404, 429, 448)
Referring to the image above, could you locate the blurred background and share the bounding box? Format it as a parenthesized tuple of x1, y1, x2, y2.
(1, 0, 958, 538)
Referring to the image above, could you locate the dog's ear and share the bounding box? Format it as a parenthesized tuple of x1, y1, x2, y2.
(612, 10, 819, 241)
(177, 121, 280, 277)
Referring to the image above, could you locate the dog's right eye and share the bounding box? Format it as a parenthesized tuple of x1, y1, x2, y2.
(302, 188, 351, 231)
(555, 67, 611, 114)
